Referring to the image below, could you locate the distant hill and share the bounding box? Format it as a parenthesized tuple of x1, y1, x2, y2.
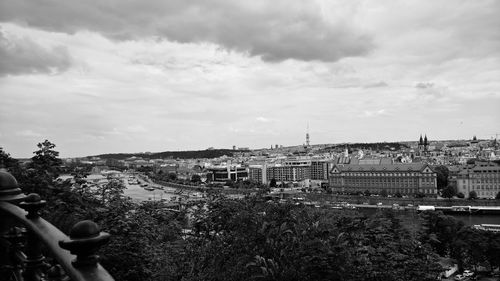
(322, 142, 410, 152)
(93, 149, 249, 160)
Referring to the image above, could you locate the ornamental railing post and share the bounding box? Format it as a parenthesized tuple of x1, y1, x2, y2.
(59, 220, 110, 268)
(0, 169, 28, 280)
(19, 193, 48, 281)
(2, 227, 26, 281)
(1, 169, 114, 281)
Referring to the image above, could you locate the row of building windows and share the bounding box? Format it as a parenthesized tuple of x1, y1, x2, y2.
(473, 185, 500, 190)
(473, 170, 500, 173)
(471, 179, 500, 183)
(332, 177, 433, 183)
(339, 187, 436, 194)
(469, 175, 500, 179)
(337, 172, 430, 177)
(478, 191, 497, 196)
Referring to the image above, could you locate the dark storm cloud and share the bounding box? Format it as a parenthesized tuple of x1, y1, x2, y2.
(0, 0, 373, 62)
(0, 29, 72, 76)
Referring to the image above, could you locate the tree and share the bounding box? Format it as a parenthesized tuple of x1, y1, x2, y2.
(457, 192, 465, 199)
(0, 147, 24, 180)
(454, 228, 489, 271)
(496, 191, 500, 200)
(467, 158, 477, 165)
(468, 190, 478, 200)
(178, 199, 443, 281)
(441, 185, 457, 199)
(415, 191, 425, 198)
(167, 172, 177, 181)
(17, 140, 64, 196)
(380, 189, 388, 197)
(191, 174, 201, 183)
(433, 165, 449, 189)
(95, 178, 126, 204)
(30, 140, 63, 178)
(269, 178, 277, 187)
(0, 147, 19, 169)
(419, 211, 465, 257)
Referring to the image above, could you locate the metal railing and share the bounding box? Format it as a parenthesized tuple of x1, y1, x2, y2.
(0, 170, 114, 281)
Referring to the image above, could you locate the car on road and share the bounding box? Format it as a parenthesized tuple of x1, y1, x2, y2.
(454, 274, 464, 280)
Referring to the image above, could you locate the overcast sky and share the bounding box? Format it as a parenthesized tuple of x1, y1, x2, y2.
(1, 0, 499, 158)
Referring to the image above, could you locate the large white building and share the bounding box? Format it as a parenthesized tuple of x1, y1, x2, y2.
(455, 161, 500, 199)
(329, 160, 437, 196)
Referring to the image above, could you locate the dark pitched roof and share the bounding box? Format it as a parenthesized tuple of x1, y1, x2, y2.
(332, 162, 430, 173)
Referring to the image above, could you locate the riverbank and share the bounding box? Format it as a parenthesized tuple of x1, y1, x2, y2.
(301, 193, 500, 207)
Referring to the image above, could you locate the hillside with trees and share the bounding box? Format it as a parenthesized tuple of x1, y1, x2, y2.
(321, 142, 410, 152)
(95, 148, 248, 160)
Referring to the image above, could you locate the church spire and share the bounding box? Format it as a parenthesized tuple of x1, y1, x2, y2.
(419, 135, 423, 146)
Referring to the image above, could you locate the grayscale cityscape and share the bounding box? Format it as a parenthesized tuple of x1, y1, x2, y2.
(0, 1, 499, 281)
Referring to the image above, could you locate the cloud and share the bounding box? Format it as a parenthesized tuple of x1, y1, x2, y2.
(415, 82, 434, 89)
(415, 81, 448, 99)
(0, 0, 373, 62)
(15, 129, 42, 138)
(256, 117, 270, 123)
(0, 29, 72, 76)
(363, 109, 388, 117)
(364, 81, 388, 88)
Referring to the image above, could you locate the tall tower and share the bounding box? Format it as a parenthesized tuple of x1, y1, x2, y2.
(306, 123, 310, 147)
(424, 135, 428, 151)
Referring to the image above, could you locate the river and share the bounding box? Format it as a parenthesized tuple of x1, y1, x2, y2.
(59, 173, 180, 202)
(59, 173, 500, 226)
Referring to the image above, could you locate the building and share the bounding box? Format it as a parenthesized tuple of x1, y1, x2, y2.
(248, 159, 330, 185)
(329, 160, 437, 196)
(455, 161, 500, 199)
(206, 165, 248, 182)
(310, 160, 329, 180)
(267, 161, 311, 183)
(248, 164, 267, 184)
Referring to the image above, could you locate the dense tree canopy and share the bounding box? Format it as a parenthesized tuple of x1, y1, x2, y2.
(433, 165, 449, 189)
(172, 199, 442, 281)
(441, 185, 457, 199)
(469, 191, 478, 200)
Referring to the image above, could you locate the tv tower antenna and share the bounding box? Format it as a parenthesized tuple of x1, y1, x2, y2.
(306, 123, 310, 147)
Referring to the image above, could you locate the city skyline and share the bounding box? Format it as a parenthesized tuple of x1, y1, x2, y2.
(1, 1, 499, 158)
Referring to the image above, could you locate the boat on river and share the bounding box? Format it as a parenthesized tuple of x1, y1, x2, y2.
(472, 224, 500, 232)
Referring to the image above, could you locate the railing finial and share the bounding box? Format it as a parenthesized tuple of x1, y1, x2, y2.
(19, 193, 47, 219)
(59, 220, 110, 268)
(0, 169, 26, 203)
